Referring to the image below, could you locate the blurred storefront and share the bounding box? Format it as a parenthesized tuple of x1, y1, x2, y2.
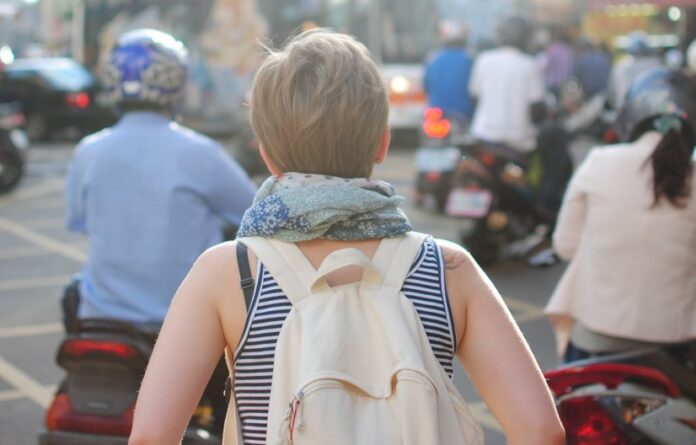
(582, 1, 695, 49)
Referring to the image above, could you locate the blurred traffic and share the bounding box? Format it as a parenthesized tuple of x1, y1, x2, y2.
(0, 1, 694, 444)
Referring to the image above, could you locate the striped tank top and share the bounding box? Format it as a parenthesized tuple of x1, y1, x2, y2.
(233, 237, 456, 445)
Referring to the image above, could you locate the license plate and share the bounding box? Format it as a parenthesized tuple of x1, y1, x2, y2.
(415, 147, 460, 172)
(9, 129, 29, 149)
(445, 188, 493, 218)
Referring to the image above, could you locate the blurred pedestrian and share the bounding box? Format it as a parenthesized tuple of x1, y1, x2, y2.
(469, 16, 546, 154)
(128, 29, 564, 445)
(423, 20, 474, 122)
(546, 68, 696, 362)
(544, 27, 575, 95)
(64, 29, 256, 328)
(574, 38, 612, 97)
(608, 31, 663, 110)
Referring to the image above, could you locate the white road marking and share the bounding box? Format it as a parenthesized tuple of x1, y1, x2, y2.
(0, 322, 63, 339)
(0, 354, 52, 407)
(0, 179, 63, 208)
(0, 384, 56, 403)
(22, 217, 66, 230)
(0, 275, 71, 292)
(0, 217, 85, 262)
(0, 245, 50, 260)
(505, 297, 545, 323)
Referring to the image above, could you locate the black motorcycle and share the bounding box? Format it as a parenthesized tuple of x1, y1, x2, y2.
(39, 318, 225, 445)
(447, 126, 572, 265)
(0, 102, 29, 194)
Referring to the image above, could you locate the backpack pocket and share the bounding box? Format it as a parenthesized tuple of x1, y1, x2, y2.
(275, 369, 444, 445)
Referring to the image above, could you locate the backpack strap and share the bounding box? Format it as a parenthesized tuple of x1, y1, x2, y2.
(235, 241, 255, 310)
(371, 232, 429, 288)
(237, 237, 315, 303)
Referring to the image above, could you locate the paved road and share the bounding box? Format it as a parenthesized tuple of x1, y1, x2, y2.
(0, 141, 570, 444)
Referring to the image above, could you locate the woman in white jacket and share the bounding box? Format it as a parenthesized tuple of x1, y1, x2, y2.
(546, 68, 696, 362)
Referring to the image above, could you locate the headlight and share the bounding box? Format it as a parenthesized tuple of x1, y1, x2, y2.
(390, 75, 410, 94)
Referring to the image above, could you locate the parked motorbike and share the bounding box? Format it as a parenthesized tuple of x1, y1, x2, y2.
(0, 102, 29, 194)
(545, 345, 696, 445)
(39, 318, 224, 444)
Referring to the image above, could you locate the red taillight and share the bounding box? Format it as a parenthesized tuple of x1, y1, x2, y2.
(545, 363, 680, 398)
(61, 338, 139, 360)
(45, 393, 133, 436)
(559, 397, 626, 445)
(478, 152, 496, 166)
(424, 107, 443, 121)
(423, 107, 451, 139)
(66, 92, 90, 109)
(425, 171, 442, 183)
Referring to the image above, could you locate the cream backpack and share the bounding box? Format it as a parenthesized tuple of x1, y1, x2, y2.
(224, 232, 483, 445)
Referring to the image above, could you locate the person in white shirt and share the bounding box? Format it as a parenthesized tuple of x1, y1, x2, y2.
(469, 17, 546, 153)
(546, 68, 696, 362)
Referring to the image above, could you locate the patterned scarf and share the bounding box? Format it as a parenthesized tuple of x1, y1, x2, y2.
(237, 173, 412, 242)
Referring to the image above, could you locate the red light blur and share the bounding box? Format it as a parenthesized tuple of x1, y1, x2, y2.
(423, 119, 451, 139)
(66, 93, 90, 109)
(425, 171, 442, 183)
(559, 397, 626, 445)
(62, 338, 139, 360)
(424, 107, 443, 121)
(478, 152, 496, 166)
(46, 393, 133, 436)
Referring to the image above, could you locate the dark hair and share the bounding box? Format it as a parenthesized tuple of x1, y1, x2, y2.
(635, 119, 695, 208)
(118, 101, 170, 114)
(498, 17, 531, 52)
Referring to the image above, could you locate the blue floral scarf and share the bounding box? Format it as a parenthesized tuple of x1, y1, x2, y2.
(237, 173, 412, 242)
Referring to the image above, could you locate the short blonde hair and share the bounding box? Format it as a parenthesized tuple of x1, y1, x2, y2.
(250, 29, 388, 178)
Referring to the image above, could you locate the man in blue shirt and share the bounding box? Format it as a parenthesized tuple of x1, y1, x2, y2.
(423, 21, 474, 122)
(574, 38, 612, 98)
(64, 29, 256, 326)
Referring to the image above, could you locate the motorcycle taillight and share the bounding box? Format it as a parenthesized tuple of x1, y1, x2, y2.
(45, 393, 133, 436)
(559, 396, 626, 445)
(60, 338, 139, 360)
(422, 107, 451, 139)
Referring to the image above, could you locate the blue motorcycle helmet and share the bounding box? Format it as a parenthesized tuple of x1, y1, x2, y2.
(616, 68, 696, 143)
(103, 29, 189, 108)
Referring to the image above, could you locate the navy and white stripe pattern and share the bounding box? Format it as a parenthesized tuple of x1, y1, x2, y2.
(233, 238, 456, 445)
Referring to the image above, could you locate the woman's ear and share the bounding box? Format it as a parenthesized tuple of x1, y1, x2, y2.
(258, 143, 283, 176)
(374, 128, 391, 165)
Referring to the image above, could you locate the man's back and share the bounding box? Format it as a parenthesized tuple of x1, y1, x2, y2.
(424, 48, 474, 119)
(66, 111, 256, 322)
(575, 50, 612, 97)
(469, 47, 545, 152)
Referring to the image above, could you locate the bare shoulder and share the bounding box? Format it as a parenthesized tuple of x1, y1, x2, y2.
(179, 241, 240, 307)
(433, 238, 508, 348)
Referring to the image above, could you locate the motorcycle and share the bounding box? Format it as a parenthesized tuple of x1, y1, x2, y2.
(415, 105, 572, 264)
(544, 345, 696, 445)
(414, 107, 471, 212)
(39, 318, 225, 444)
(446, 140, 555, 264)
(0, 102, 29, 194)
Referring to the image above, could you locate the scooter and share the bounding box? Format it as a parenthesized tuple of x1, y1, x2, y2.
(0, 101, 29, 194)
(445, 140, 554, 264)
(414, 107, 471, 211)
(39, 318, 224, 444)
(545, 345, 696, 445)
